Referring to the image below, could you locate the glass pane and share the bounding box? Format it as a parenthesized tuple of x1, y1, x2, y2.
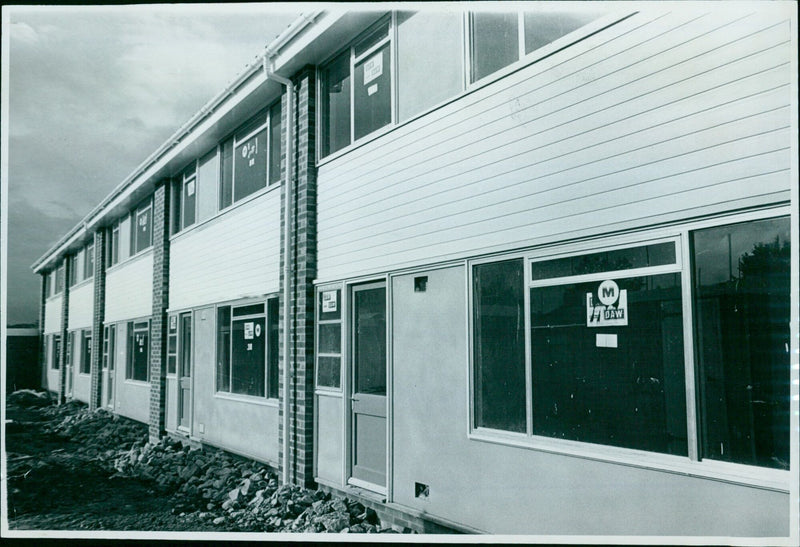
(197, 150, 219, 222)
(108, 326, 115, 371)
(167, 355, 177, 375)
(321, 50, 351, 157)
(269, 101, 282, 185)
(216, 307, 231, 392)
(523, 9, 605, 54)
(233, 303, 265, 317)
(53, 337, 61, 369)
(85, 244, 94, 279)
(531, 242, 676, 280)
(354, 19, 389, 57)
(397, 11, 464, 122)
(471, 12, 520, 82)
(530, 274, 687, 455)
(135, 208, 152, 254)
(693, 217, 790, 469)
(354, 287, 386, 395)
(183, 177, 196, 229)
(231, 317, 266, 397)
(220, 138, 234, 209)
(318, 356, 341, 388)
(267, 298, 280, 398)
(180, 314, 192, 377)
(318, 289, 341, 320)
(82, 334, 92, 373)
(319, 323, 341, 354)
(132, 329, 149, 381)
(473, 259, 527, 433)
(354, 44, 391, 141)
(233, 129, 267, 202)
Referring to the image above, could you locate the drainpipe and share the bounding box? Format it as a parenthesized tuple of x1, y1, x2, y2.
(264, 55, 294, 486)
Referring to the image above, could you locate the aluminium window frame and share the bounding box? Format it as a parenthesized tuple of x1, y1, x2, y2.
(84, 242, 94, 280)
(126, 319, 151, 383)
(315, 283, 345, 393)
(80, 329, 92, 375)
(213, 296, 280, 402)
(466, 206, 792, 491)
(130, 198, 154, 257)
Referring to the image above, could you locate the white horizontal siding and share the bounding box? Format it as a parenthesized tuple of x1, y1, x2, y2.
(68, 281, 94, 330)
(169, 189, 281, 311)
(44, 297, 62, 334)
(105, 252, 154, 322)
(316, 8, 793, 282)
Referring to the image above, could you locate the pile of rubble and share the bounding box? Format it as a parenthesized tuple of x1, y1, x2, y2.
(113, 437, 387, 533)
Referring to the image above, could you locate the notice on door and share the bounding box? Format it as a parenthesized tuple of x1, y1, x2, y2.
(322, 290, 337, 312)
(586, 279, 628, 327)
(244, 321, 254, 340)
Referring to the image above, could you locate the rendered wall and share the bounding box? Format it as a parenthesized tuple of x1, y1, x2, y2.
(315, 8, 793, 283)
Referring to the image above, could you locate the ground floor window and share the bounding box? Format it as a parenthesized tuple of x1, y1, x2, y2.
(471, 214, 791, 471)
(50, 335, 61, 369)
(127, 320, 150, 382)
(216, 298, 279, 398)
(316, 287, 343, 389)
(80, 330, 92, 374)
(102, 324, 116, 371)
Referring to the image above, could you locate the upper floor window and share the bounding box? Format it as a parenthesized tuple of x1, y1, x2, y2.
(107, 221, 120, 268)
(319, 9, 609, 159)
(55, 263, 65, 294)
(43, 271, 52, 297)
(131, 198, 153, 255)
(68, 253, 79, 287)
(84, 242, 94, 280)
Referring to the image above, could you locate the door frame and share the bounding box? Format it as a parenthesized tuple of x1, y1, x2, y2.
(177, 310, 193, 434)
(344, 277, 391, 496)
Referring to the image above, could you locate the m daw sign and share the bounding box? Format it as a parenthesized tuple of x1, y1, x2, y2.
(586, 279, 628, 327)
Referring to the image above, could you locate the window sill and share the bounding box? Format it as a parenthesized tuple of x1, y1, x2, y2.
(468, 429, 790, 493)
(213, 391, 278, 408)
(123, 379, 150, 387)
(69, 277, 94, 291)
(106, 248, 154, 275)
(170, 182, 279, 243)
(314, 387, 343, 396)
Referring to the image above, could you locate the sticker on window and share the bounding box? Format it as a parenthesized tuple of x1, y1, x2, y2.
(367, 84, 378, 96)
(586, 279, 628, 327)
(244, 322, 254, 340)
(186, 180, 195, 196)
(363, 52, 383, 84)
(322, 290, 338, 312)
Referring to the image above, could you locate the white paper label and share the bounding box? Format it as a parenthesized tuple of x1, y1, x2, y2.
(186, 180, 195, 196)
(363, 53, 383, 84)
(587, 280, 628, 327)
(367, 84, 378, 96)
(595, 333, 619, 348)
(244, 322, 254, 340)
(322, 290, 337, 312)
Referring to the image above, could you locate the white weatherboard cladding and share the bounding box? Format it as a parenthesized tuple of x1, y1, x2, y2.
(105, 253, 154, 322)
(44, 297, 62, 334)
(316, 10, 793, 282)
(67, 282, 94, 329)
(169, 190, 280, 310)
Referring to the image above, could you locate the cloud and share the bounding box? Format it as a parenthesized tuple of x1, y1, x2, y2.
(10, 21, 40, 45)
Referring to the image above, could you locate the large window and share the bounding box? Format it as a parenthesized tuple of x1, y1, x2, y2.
(216, 298, 279, 398)
(127, 321, 150, 382)
(56, 263, 64, 293)
(471, 217, 791, 472)
(50, 335, 61, 370)
(693, 218, 791, 470)
(84, 242, 94, 280)
(319, 9, 609, 159)
(107, 221, 120, 267)
(68, 253, 79, 286)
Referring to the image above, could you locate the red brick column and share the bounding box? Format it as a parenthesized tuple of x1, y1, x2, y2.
(284, 66, 317, 487)
(89, 230, 106, 410)
(148, 181, 170, 443)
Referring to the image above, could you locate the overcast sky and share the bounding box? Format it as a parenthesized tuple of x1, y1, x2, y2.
(3, 4, 302, 325)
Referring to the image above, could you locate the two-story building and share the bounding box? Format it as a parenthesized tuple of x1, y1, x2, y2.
(32, 3, 798, 540)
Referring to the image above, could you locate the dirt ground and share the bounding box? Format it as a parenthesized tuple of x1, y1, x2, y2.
(6, 399, 218, 532)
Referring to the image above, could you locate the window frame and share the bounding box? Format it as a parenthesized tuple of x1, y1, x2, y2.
(315, 284, 345, 392)
(84, 242, 94, 280)
(126, 319, 151, 383)
(467, 208, 792, 491)
(130, 198, 153, 257)
(80, 329, 92, 375)
(214, 297, 280, 401)
(50, 334, 61, 370)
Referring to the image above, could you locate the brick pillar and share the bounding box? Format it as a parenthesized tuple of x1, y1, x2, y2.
(58, 258, 71, 405)
(89, 230, 106, 410)
(38, 272, 48, 390)
(148, 181, 170, 443)
(290, 66, 317, 487)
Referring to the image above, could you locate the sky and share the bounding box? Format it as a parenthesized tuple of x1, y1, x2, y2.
(2, 4, 302, 325)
